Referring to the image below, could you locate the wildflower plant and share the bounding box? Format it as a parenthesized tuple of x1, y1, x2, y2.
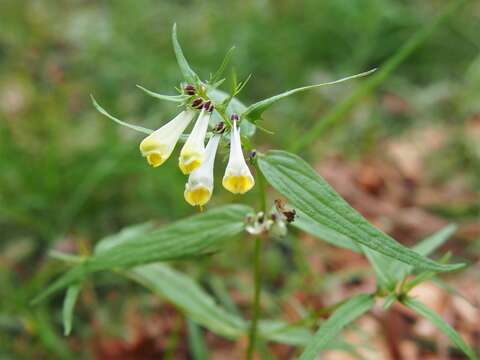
(36, 23, 478, 359)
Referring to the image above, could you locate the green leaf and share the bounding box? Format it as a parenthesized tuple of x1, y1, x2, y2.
(366, 224, 458, 289)
(299, 294, 375, 359)
(62, 284, 81, 336)
(403, 297, 478, 360)
(128, 263, 362, 356)
(91, 95, 153, 134)
(172, 23, 199, 84)
(242, 69, 376, 121)
(362, 246, 397, 290)
(293, 210, 360, 252)
(388, 224, 457, 280)
(210, 46, 236, 84)
(136, 84, 187, 102)
(32, 204, 252, 304)
(127, 263, 245, 338)
(258, 151, 464, 273)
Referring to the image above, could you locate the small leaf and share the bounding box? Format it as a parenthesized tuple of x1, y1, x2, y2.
(210, 46, 236, 84)
(387, 224, 458, 280)
(62, 284, 81, 336)
(172, 23, 199, 84)
(299, 294, 375, 359)
(136, 84, 186, 102)
(243, 69, 376, 121)
(403, 297, 478, 360)
(32, 205, 252, 304)
(91, 95, 153, 134)
(127, 263, 245, 338)
(258, 151, 464, 272)
(383, 293, 396, 310)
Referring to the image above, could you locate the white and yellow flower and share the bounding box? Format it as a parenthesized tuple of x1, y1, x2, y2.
(179, 108, 210, 174)
(184, 134, 220, 207)
(222, 120, 255, 194)
(139, 110, 195, 167)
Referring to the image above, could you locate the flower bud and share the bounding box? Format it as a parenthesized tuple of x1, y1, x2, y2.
(184, 84, 195, 95)
(192, 98, 203, 109)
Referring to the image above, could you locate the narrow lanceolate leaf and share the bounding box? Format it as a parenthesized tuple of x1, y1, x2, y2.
(242, 69, 376, 121)
(136, 84, 187, 102)
(367, 224, 458, 289)
(62, 284, 81, 336)
(293, 209, 360, 252)
(32, 205, 252, 304)
(403, 297, 478, 360)
(172, 23, 199, 84)
(127, 264, 245, 338)
(387, 224, 458, 280)
(258, 151, 464, 272)
(121, 263, 359, 355)
(91, 95, 153, 134)
(299, 294, 375, 360)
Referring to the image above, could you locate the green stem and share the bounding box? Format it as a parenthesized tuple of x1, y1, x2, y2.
(247, 237, 262, 359)
(247, 162, 267, 359)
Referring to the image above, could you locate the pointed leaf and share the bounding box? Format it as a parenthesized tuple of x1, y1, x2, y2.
(299, 294, 375, 359)
(243, 69, 376, 121)
(91, 95, 153, 134)
(62, 283, 81, 336)
(258, 151, 464, 272)
(403, 297, 478, 359)
(127, 263, 245, 338)
(210, 46, 235, 83)
(32, 204, 252, 304)
(136, 85, 186, 102)
(172, 23, 199, 83)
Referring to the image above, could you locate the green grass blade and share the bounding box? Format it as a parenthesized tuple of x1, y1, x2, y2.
(291, 0, 470, 152)
(299, 294, 375, 359)
(403, 297, 478, 359)
(187, 319, 210, 360)
(258, 151, 465, 272)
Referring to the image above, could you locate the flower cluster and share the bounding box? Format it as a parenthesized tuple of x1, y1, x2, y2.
(139, 84, 254, 208)
(245, 199, 296, 237)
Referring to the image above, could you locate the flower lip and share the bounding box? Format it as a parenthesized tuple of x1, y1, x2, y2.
(179, 108, 211, 174)
(222, 120, 255, 194)
(184, 134, 221, 207)
(139, 110, 195, 167)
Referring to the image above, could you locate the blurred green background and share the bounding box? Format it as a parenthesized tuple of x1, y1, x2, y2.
(1, 0, 479, 358)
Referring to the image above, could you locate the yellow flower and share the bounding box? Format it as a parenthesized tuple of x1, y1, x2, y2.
(139, 110, 194, 167)
(222, 120, 254, 194)
(184, 134, 220, 207)
(179, 108, 210, 174)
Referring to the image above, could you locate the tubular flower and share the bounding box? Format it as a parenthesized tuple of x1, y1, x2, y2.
(184, 134, 221, 207)
(139, 110, 195, 167)
(222, 120, 255, 194)
(179, 108, 210, 174)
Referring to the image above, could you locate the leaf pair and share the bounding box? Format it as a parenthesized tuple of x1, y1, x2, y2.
(258, 150, 477, 359)
(33, 204, 252, 304)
